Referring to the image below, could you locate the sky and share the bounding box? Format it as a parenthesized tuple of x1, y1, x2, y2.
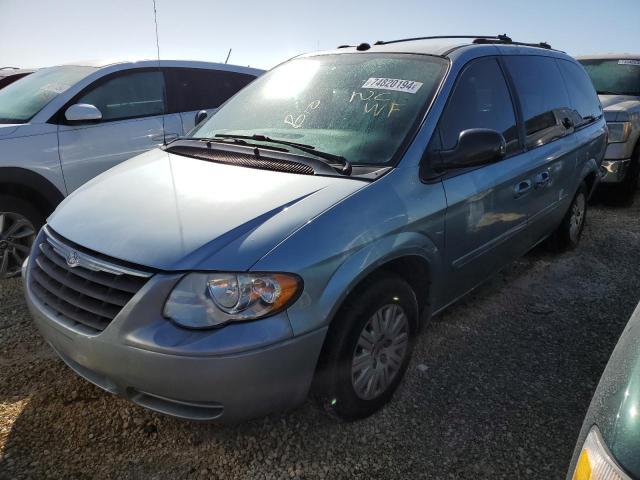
(1, 0, 639, 70)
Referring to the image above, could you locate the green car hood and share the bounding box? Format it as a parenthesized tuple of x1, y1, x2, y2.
(575, 302, 640, 478)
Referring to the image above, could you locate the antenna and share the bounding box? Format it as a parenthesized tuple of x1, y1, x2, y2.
(225, 49, 232, 64)
(152, 0, 161, 62)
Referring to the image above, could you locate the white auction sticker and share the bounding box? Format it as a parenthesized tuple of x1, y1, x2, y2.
(618, 59, 640, 66)
(361, 78, 423, 94)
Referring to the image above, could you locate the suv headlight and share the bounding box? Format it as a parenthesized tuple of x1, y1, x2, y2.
(571, 426, 631, 480)
(607, 122, 632, 143)
(163, 272, 302, 329)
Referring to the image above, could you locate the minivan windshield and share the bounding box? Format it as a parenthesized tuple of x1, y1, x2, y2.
(579, 59, 640, 96)
(0, 65, 96, 123)
(192, 53, 448, 166)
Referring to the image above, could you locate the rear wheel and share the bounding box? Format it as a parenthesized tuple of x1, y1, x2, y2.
(548, 183, 588, 252)
(0, 195, 43, 279)
(316, 275, 418, 421)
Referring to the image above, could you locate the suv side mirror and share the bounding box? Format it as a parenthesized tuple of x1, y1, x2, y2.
(194, 110, 208, 126)
(436, 129, 507, 170)
(65, 103, 102, 123)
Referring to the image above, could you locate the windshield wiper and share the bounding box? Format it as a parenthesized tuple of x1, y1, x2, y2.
(597, 90, 626, 96)
(215, 134, 352, 175)
(0, 118, 25, 124)
(185, 136, 288, 152)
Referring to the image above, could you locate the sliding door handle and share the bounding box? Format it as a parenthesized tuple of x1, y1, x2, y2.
(535, 171, 550, 188)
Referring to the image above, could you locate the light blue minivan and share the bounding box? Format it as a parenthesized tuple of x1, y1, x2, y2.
(24, 35, 606, 422)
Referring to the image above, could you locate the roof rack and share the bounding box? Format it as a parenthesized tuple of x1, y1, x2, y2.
(373, 34, 511, 46)
(473, 37, 553, 50)
(364, 34, 556, 51)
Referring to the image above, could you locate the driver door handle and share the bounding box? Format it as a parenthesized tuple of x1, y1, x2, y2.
(514, 179, 532, 198)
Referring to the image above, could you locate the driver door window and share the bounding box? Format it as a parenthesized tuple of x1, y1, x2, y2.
(437, 57, 520, 156)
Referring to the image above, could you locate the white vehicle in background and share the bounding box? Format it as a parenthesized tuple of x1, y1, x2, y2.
(0, 60, 263, 278)
(578, 55, 640, 204)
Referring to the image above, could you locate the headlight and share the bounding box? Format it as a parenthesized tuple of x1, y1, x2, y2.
(163, 272, 302, 329)
(607, 122, 632, 143)
(571, 426, 631, 480)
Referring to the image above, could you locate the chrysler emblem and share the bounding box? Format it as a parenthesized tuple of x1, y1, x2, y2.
(66, 251, 80, 268)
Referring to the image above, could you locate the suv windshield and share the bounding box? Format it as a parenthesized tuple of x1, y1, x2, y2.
(579, 59, 640, 96)
(0, 65, 96, 124)
(192, 53, 448, 166)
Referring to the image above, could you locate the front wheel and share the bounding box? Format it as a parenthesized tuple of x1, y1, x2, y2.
(0, 195, 42, 279)
(316, 275, 418, 421)
(549, 183, 588, 252)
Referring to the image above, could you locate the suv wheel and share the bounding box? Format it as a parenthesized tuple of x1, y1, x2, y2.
(0, 195, 42, 279)
(316, 275, 418, 421)
(549, 182, 588, 252)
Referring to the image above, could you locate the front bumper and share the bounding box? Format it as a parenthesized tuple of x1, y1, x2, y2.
(601, 159, 632, 183)
(24, 261, 326, 422)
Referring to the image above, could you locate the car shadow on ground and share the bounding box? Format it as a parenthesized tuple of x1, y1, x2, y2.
(1, 195, 640, 479)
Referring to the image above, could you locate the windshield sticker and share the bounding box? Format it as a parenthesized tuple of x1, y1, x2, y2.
(284, 100, 321, 129)
(618, 59, 640, 66)
(350, 90, 404, 118)
(362, 78, 423, 94)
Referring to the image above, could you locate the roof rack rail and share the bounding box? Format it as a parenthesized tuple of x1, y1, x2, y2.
(473, 37, 554, 50)
(337, 35, 559, 52)
(372, 34, 511, 47)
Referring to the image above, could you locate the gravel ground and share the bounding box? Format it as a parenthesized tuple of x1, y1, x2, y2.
(1, 194, 640, 480)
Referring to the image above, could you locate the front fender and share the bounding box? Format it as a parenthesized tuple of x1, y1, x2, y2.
(313, 231, 442, 332)
(253, 166, 447, 337)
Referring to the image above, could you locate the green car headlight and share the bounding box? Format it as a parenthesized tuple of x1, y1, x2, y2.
(571, 426, 631, 480)
(163, 272, 302, 329)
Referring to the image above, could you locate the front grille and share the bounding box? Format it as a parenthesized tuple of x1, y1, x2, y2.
(30, 228, 151, 334)
(166, 145, 316, 175)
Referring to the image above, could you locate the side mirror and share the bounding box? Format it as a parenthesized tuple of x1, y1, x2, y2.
(436, 129, 507, 170)
(65, 103, 102, 123)
(194, 110, 208, 126)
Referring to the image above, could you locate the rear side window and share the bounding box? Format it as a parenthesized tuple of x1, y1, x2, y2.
(76, 70, 165, 121)
(557, 59, 602, 127)
(438, 57, 519, 155)
(164, 68, 256, 113)
(504, 56, 572, 148)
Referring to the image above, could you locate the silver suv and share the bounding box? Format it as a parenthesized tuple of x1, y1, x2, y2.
(578, 55, 640, 203)
(0, 60, 263, 278)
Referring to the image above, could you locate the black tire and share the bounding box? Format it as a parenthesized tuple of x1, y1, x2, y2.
(314, 274, 418, 421)
(0, 194, 44, 279)
(548, 182, 588, 252)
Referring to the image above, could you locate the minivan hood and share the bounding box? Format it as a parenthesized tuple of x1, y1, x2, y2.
(599, 94, 640, 122)
(48, 149, 367, 271)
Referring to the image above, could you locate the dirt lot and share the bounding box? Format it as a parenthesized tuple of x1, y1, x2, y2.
(1, 195, 639, 480)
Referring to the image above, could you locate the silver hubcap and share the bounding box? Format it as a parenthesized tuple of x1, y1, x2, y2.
(0, 212, 35, 278)
(351, 303, 410, 401)
(569, 193, 586, 242)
